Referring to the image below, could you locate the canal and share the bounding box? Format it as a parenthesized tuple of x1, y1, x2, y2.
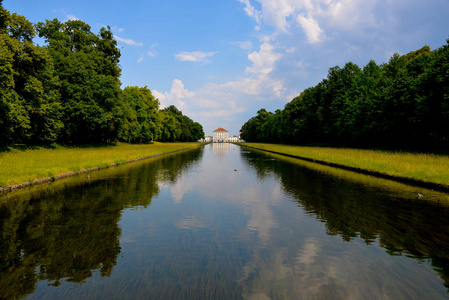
(1, 143, 449, 299)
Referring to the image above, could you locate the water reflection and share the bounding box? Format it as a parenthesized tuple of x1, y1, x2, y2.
(240, 148, 449, 291)
(0, 148, 203, 299)
(212, 142, 230, 156)
(1, 143, 449, 299)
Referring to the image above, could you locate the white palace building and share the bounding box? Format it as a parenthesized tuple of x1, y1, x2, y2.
(200, 127, 243, 143)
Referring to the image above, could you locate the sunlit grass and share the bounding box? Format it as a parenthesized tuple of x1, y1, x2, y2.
(0, 142, 203, 187)
(238, 143, 449, 186)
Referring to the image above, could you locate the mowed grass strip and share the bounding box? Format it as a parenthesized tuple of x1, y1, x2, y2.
(238, 143, 449, 186)
(0, 142, 202, 187)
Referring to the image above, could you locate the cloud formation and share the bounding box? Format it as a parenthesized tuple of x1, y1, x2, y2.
(233, 41, 253, 50)
(238, 0, 262, 30)
(175, 51, 217, 62)
(114, 35, 143, 46)
(153, 79, 195, 111)
(246, 40, 283, 75)
(237, 0, 384, 44)
(66, 14, 79, 21)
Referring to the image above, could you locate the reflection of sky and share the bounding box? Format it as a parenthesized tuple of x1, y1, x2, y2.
(118, 143, 448, 299)
(162, 144, 282, 244)
(15, 143, 449, 299)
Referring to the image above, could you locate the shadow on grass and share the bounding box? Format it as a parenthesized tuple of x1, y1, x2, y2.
(0, 142, 121, 153)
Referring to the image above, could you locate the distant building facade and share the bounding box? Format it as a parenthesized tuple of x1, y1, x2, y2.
(211, 128, 244, 142)
(213, 127, 229, 142)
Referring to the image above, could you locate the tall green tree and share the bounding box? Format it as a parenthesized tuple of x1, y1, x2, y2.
(0, 4, 62, 145)
(117, 86, 160, 143)
(159, 105, 204, 142)
(36, 19, 121, 144)
(158, 110, 181, 142)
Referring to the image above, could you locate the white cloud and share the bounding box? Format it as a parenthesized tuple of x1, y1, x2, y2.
(137, 55, 144, 63)
(257, 0, 296, 33)
(175, 51, 217, 62)
(147, 43, 159, 57)
(296, 14, 324, 43)
(234, 41, 253, 50)
(238, 0, 380, 44)
(238, 0, 262, 30)
(152, 36, 289, 135)
(246, 41, 283, 75)
(110, 26, 125, 33)
(153, 79, 195, 110)
(66, 14, 79, 21)
(114, 35, 143, 46)
(200, 107, 246, 120)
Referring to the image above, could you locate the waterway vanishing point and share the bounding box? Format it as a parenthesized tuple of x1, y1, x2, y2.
(1, 143, 449, 299)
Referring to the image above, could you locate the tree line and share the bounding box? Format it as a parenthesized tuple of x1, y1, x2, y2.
(241, 41, 449, 151)
(0, 2, 204, 146)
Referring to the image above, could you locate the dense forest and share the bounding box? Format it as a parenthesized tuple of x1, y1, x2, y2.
(0, 2, 204, 146)
(240, 41, 449, 151)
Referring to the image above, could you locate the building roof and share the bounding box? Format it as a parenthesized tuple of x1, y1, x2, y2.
(213, 127, 228, 132)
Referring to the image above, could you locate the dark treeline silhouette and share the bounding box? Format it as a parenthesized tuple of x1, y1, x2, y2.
(0, 2, 204, 146)
(241, 41, 449, 151)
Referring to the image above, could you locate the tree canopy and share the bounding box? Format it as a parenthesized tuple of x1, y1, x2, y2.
(0, 2, 204, 146)
(241, 42, 449, 151)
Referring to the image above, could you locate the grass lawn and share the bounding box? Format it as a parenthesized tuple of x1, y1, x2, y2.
(238, 143, 449, 187)
(0, 142, 203, 188)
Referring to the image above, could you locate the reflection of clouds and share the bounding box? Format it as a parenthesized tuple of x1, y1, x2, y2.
(239, 235, 440, 299)
(270, 183, 283, 205)
(240, 249, 293, 300)
(184, 144, 284, 245)
(175, 216, 207, 230)
(239, 241, 340, 300)
(296, 238, 319, 265)
(240, 186, 277, 245)
(170, 175, 194, 204)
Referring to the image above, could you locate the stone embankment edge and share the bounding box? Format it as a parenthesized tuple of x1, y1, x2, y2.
(237, 143, 449, 193)
(0, 145, 204, 195)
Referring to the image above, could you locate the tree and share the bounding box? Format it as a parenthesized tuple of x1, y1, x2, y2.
(240, 40, 449, 150)
(158, 110, 181, 142)
(158, 105, 204, 142)
(117, 86, 160, 143)
(0, 5, 62, 145)
(36, 19, 121, 144)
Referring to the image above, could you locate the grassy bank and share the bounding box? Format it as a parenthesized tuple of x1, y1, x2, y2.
(0, 142, 203, 188)
(237, 143, 449, 188)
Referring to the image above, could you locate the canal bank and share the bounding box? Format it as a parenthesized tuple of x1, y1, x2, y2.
(0, 142, 207, 195)
(236, 142, 449, 192)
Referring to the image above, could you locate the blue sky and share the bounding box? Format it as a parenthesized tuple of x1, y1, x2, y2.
(5, 0, 449, 136)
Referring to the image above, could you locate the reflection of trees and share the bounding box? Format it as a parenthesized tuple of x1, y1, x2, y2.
(241, 149, 449, 288)
(0, 147, 203, 299)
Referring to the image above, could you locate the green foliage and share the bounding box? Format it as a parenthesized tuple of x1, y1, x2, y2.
(36, 19, 121, 144)
(0, 6, 63, 146)
(0, 3, 204, 146)
(117, 86, 160, 143)
(159, 105, 204, 142)
(241, 41, 449, 151)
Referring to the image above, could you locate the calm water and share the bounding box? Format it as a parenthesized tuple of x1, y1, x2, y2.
(1, 143, 449, 299)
